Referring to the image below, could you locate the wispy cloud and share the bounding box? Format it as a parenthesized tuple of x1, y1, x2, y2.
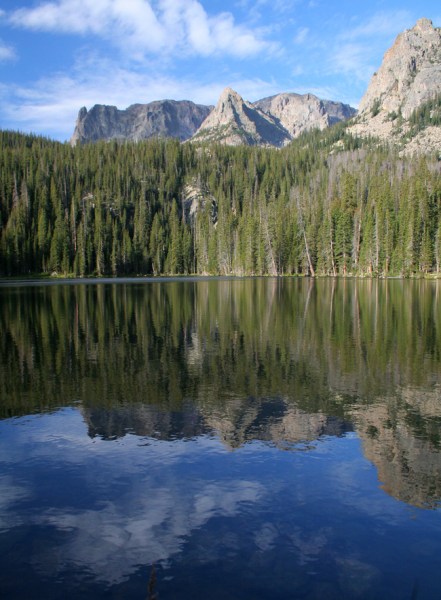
(331, 42, 376, 82)
(236, 0, 299, 15)
(8, 0, 274, 59)
(326, 10, 415, 85)
(0, 40, 16, 62)
(293, 27, 309, 45)
(340, 10, 413, 41)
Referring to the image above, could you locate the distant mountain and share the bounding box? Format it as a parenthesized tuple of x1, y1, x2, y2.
(254, 92, 356, 138)
(351, 18, 441, 152)
(70, 100, 212, 145)
(190, 87, 292, 147)
(70, 89, 356, 148)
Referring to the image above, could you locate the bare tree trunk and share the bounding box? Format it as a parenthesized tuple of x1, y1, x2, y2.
(294, 189, 315, 277)
(302, 229, 315, 277)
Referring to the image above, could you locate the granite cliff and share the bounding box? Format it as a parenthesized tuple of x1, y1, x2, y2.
(191, 87, 355, 147)
(351, 18, 441, 151)
(70, 100, 212, 145)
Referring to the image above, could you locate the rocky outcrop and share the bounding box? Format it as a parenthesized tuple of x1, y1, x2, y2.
(254, 92, 356, 138)
(181, 180, 218, 226)
(70, 100, 213, 145)
(191, 87, 292, 147)
(351, 18, 441, 145)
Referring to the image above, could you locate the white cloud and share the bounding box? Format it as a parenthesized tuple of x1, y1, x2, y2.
(236, 0, 298, 15)
(10, 0, 161, 37)
(8, 0, 272, 59)
(0, 40, 16, 62)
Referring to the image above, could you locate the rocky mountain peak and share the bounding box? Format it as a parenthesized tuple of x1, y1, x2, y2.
(219, 87, 242, 103)
(358, 18, 441, 119)
(349, 17, 441, 152)
(191, 87, 291, 147)
(414, 17, 434, 31)
(210, 87, 253, 123)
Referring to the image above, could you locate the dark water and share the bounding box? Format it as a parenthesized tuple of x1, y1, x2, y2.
(1, 277, 441, 599)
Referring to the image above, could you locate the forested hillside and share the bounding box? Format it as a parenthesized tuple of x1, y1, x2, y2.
(1, 125, 441, 277)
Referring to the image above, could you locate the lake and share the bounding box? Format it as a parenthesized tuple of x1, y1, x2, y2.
(1, 277, 441, 599)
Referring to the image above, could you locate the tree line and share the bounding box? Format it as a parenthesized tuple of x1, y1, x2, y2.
(1, 125, 441, 277)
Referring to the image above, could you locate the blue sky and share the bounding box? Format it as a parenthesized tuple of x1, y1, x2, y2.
(0, 0, 440, 141)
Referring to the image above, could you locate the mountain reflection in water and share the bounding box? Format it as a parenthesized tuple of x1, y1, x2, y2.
(1, 277, 441, 599)
(1, 277, 440, 508)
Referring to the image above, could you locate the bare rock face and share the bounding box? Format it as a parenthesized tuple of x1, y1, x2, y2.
(70, 100, 213, 145)
(353, 18, 441, 142)
(254, 92, 356, 138)
(191, 87, 291, 147)
(181, 180, 218, 226)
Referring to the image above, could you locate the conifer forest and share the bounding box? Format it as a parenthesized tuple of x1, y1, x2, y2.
(1, 124, 441, 278)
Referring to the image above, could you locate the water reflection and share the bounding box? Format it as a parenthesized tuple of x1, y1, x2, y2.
(2, 408, 440, 599)
(353, 387, 441, 508)
(1, 278, 441, 598)
(0, 409, 265, 591)
(1, 277, 441, 511)
(81, 399, 352, 447)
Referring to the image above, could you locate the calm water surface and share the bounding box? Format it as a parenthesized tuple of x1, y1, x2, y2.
(1, 277, 441, 599)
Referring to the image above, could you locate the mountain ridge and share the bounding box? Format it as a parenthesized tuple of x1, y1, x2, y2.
(71, 88, 357, 147)
(70, 99, 213, 145)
